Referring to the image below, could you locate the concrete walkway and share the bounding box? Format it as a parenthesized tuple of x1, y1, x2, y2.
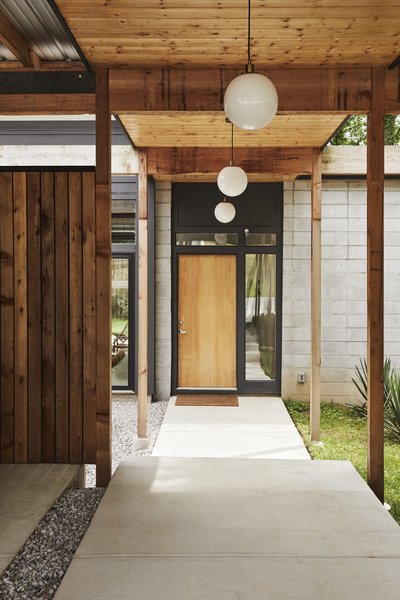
(55, 456, 400, 599)
(152, 396, 310, 460)
(0, 464, 80, 574)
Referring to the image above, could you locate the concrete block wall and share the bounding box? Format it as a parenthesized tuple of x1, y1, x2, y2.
(282, 179, 400, 404)
(154, 181, 172, 400)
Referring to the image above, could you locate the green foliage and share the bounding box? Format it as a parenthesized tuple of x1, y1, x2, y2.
(384, 115, 400, 145)
(330, 114, 400, 146)
(285, 400, 400, 524)
(352, 357, 400, 442)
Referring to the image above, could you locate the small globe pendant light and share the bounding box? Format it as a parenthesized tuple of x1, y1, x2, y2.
(224, 0, 278, 131)
(217, 122, 248, 197)
(214, 197, 236, 224)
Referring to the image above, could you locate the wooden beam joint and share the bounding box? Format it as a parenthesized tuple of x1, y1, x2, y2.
(0, 10, 40, 68)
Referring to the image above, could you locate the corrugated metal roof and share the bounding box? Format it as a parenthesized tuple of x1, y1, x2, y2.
(0, 0, 80, 61)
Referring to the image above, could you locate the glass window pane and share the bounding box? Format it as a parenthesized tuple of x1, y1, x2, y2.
(245, 233, 276, 246)
(112, 258, 129, 387)
(176, 233, 238, 246)
(245, 254, 276, 381)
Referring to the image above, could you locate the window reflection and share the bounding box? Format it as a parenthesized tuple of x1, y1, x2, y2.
(176, 233, 238, 246)
(245, 254, 276, 381)
(245, 232, 276, 246)
(112, 258, 129, 387)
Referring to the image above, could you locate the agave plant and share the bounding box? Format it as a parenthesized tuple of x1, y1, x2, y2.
(352, 357, 400, 442)
(385, 373, 400, 440)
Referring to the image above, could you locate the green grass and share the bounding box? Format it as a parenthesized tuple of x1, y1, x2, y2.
(111, 318, 128, 335)
(285, 400, 400, 525)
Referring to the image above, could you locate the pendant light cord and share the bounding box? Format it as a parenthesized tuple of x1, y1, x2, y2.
(247, 0, 251, 65)
(231, 122, 234, 165)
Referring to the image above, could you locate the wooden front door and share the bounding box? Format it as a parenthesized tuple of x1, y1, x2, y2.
(178, 254, 236, 388)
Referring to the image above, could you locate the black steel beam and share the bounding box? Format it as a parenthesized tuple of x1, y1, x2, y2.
(0, 71, 95, 94)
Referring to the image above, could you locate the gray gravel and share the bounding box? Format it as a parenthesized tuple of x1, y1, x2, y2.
(0, 487, 104, 600)
(0, 397, 168, 599)
(86, 397, 168, 487)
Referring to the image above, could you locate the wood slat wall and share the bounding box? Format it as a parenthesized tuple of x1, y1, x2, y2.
(0, 169, 101, 465)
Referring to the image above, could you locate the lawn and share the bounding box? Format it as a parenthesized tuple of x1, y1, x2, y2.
(112, 318, 128, 335)
(285, 400, 400, 525)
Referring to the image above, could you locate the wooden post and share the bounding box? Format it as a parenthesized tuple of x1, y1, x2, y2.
(310, 148, 322, 443)
(367, 67, 385, 503)
(138, 148, 148, 438)
(95, 69, 112, 486)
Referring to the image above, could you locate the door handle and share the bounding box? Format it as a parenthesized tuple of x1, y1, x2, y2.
(178, 328, 188, 335)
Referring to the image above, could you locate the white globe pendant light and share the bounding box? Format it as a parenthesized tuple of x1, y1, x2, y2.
(217, 122, 248, 197)
(224, 0, 278, 131)
(217, 165, 247, 197)
(214, 198, 236, 223)
(224, 70, 278, 131)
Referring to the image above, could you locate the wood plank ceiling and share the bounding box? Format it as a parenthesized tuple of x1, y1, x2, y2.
(56, 0, 400, 69)
(53, 1, 399, 162)
(119, 112, 346, 148)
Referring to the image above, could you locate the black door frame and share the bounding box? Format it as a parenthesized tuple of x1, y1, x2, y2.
(171, 183, 283, 396)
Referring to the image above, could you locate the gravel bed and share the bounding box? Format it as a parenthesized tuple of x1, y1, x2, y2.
(0, 397, 168, 599)
(0, 487, 104, 600)
(86, 397, 168, 487)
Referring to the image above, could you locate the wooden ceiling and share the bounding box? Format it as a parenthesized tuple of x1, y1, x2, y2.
(55, 0, 400, 69)
(119, 112, 346, 148)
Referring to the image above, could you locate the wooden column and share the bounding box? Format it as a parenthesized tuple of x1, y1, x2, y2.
(310, 148, 322, 442)
(95, 70, 112, 486)
(367, 68, 385, 503)
(138, 149, 148, 438)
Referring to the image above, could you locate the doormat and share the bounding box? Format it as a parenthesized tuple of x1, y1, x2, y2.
(175, 394, 239, 407)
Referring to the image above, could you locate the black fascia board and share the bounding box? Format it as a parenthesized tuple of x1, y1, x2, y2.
(0, 72, 95, 94)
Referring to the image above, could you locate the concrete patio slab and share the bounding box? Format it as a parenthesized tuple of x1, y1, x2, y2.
(152, 396, 310, 459)
(54, 556, 400, 600)
(0, 463, 81, 574)
(55, 457, 400, 599)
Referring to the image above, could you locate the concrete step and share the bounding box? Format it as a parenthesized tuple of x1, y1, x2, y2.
(55, 455, 400, 600)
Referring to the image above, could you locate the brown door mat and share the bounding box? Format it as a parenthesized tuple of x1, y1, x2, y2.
(175, 394, 239, 407)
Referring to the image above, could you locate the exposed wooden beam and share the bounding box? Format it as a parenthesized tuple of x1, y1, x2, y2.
(0, 60, 86, 72)
(95, 69, 112, 487)
(310, 148, 322, 444)
(367, 67, 385, 503)
(147, 147, 313, 178)
(0, 68, 397, 116)
(152, 173, 296, 182)
(0, 10, 40, 68)
(109, 68, 400, 115)
(0, 93, 95, 115)
(138, 148, 149, 439)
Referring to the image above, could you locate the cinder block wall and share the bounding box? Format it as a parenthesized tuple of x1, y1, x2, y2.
(282, 179, 400, 404)
(154, 179, 400, 403)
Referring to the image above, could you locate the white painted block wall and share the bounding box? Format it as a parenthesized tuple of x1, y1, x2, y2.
(282, 179, 400, 404)
(154, 180, 400, 404)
